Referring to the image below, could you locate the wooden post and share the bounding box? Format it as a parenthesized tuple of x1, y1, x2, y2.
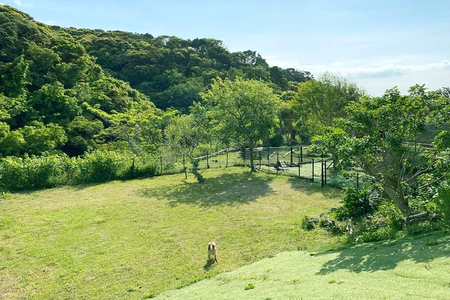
(207, 152, 210, 168)
(311, 158, 314, 181)
(324, 161, 327, 185)
(267, 146, 270, 162)
(298, 154, 300, 177)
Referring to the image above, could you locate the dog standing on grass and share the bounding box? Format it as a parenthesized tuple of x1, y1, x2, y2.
(208, 242, 218, 263)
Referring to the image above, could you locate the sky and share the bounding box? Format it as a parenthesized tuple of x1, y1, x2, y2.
(2, 0, 450, 96)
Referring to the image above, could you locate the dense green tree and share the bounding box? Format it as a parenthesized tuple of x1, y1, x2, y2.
(202, 77, 280, 172)
(319, 86, 434, 213)
(21, 121, 67, 155)
(293, 73, 363, 140)
(30, 81, 80, 124)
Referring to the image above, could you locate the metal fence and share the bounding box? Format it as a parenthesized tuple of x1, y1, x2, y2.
(158, 146, 368, 190)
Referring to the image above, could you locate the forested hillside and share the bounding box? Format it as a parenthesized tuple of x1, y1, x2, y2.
(0, 5, 168, 157)
(0, 5, 312, 158)
(61, 28, 312, 111)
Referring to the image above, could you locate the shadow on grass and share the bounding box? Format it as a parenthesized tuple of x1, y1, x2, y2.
(317, 232, 450, 274)
(136, 172, 274, 207)
(286, 176, 343, 198)
(203, 259, 215, 271)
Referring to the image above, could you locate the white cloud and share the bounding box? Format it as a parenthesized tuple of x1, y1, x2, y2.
(302, 61, 450, 79)
(265, 56, 450, 96)
(13, 0, 33, 8)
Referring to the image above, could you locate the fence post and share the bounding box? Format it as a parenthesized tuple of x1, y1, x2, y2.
(207, 152, 210, 168)
(321, 159, 324, 187)
(300, 146, 303, 163)
(160, 156, 163, 175)
(290, 146, 293, 166)
(183, 154, 187, 179)
(298, 153, 300, 177)
(267, 146, 270, 163)
(311, 158, 314, 181)
(276, 152, 279, 175)
(259, 151, 262, 170)
(325, 161, 327, 185)
(226, 148, 229, 167)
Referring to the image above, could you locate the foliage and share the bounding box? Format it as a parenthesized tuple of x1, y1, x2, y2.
(63, 27, 312, 111)
(301, 215, 318, 231)
(319, 85, 439, 213)
(0, 150, 159, 191)
(335, 187, 380, 221)
(293, 73, 364, 139)
(0, 5, 163, 158)
(202, 77, 280, 172)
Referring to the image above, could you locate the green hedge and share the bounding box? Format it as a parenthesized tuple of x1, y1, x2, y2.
(0, 151, 159, 191)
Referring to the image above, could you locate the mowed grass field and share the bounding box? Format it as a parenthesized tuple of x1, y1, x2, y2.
(0, 167, 345, 299)
(158, 232, 450, 300)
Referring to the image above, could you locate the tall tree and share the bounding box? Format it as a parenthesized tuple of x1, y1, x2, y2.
(293, 73, 363, 140)
(320, 86, 433, 213)
(202, 77, 280, 172)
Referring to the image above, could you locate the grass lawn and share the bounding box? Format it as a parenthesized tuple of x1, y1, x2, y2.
(158, 231, 450, 299)
(0, 167, 344, 299)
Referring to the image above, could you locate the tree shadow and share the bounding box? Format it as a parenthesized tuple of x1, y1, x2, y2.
(136, 172, 274, 207)
(287, 176, 343, 198)
(316, 232, 450, 275)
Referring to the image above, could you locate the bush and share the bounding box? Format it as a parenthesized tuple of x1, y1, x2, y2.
(335, 187, 380, 220)
(0, 154, 69, 190)
(301, 216, 318, 230)
(269, 134, 283, 147)
(0, 151, 167, 191)
(75, 151, 124, 183)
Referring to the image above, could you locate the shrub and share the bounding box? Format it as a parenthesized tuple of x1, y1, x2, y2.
(301, 216, 318, 230)
(0, 154, 69, 190)
(0, 151, 166, 191)
(269, 134, 283, 147)
(335, 187, 380, 220)
(75, 151, 124, 183)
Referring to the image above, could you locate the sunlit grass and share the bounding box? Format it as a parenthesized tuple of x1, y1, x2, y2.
(0, 167, 344, 299)
(158, 232, 450, 300)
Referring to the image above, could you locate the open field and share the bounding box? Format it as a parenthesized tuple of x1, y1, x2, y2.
(158, 231, 450, 299)
(0, 167, 344, 299)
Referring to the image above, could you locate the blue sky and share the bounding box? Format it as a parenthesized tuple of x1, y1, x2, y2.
(2, 0, 449, 95)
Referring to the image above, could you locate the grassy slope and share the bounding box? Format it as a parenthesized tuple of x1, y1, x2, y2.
(158, 232, 450, 300)
(0, 167, 344, 299)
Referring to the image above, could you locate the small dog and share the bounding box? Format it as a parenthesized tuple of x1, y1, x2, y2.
(207, 242, 218, 263)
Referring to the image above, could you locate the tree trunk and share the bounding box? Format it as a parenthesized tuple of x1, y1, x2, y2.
(332, 153, 338, 170)
(290, 130, 296, 145)
(383, 184, 409, 213)
(249, 142, 256, 172)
